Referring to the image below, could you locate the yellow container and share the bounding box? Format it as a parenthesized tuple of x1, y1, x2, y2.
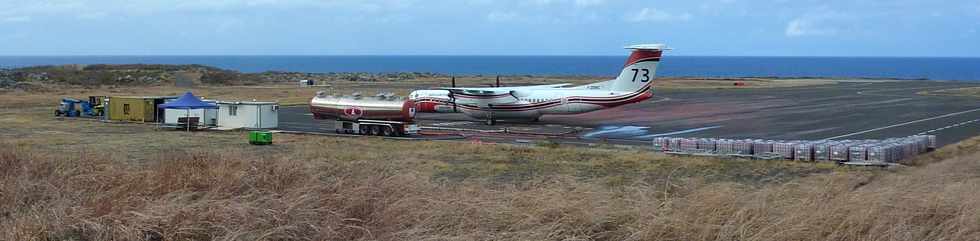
(107, 96, 172, 122)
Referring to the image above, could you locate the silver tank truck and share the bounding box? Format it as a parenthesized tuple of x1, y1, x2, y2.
(309, 92, 418, 136)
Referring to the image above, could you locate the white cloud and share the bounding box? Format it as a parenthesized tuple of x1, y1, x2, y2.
(573, 0, 604, 7)
(626, 8, 692, 22)
(785, 19, 837, 37)
(522, 0, 602, 7)
(527, 0, 555, 5)
(784, 10, 852, 37)
(2, 16, 31, 23)
(0, 0, 413, 18)
(486, 11, 520, 22)
(0, 32, 28, 41)
(77, 12, 107, 20)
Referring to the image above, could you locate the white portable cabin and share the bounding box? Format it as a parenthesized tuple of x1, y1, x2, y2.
(216, 101, 279, 129)
(163, 100, 218, 127)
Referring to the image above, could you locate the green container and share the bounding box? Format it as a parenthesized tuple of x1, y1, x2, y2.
(249, 131, 273, 145)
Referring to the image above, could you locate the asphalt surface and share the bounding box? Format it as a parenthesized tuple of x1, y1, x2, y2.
(278, 81, 980, 147)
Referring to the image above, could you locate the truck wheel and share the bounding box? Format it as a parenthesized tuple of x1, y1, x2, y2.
(359, 126, 369, 135)
(55, 110, 62, 116)
(370, 126, 382, 136)
(382, 126, 394, 136)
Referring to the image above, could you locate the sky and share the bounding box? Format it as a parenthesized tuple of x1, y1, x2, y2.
(1, 0, 979, 56)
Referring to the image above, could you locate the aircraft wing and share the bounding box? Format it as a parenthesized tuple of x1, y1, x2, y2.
(500, 83, 573, 90)
(444, 88, 510, 97)
(442, 83, 572, 94)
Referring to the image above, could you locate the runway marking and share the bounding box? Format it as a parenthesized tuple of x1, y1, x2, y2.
(636, 125, 723, 139)
(428, 121, 474, 127)
(917, 118, 980, 135)
(581, 126, 649, 138)
(649, 96, 671, 103)
(824, 107, 980, 140)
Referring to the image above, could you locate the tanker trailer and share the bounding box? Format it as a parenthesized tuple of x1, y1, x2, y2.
(310, 92, 419, 136)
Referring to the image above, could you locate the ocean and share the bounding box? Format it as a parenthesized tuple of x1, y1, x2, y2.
(1, 56, 979, 81)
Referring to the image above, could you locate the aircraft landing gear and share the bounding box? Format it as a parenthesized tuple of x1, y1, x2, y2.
(485, 104, 496, 125)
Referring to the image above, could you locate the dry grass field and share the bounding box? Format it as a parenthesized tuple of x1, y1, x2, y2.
(7, 78, 978, 241)
(2, 87, 980, 240)
(919, 86, 980, 98)
(653, 78, 840, 89)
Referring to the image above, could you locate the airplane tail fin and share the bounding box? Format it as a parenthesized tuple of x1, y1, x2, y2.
(610, 44, 667, 92)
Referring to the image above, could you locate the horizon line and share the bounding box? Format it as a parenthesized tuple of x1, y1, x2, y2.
(1, 54, 980, 58)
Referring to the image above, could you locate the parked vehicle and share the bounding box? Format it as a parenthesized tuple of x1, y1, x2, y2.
(310, 92, 419, 136)
(55, 98, 81, 117)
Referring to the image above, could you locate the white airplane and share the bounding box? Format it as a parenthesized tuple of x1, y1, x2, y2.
(410, 44, 667, 124)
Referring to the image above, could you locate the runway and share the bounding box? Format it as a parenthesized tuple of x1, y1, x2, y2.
(278, 80, 980, 147)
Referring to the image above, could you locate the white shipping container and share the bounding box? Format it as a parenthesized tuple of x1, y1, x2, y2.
(216, 101, 279, 129)
(679, 138, 699, 151)
(830, 143, 851, 161)
(653, 136, 937, 162)
(867, 146, 884, 163)
(697, 138, 717, 151)
(885, 144, 903, 162)
(752, 140, 774, 154)
(904, 140, 916, 157)
(814, 142, 834, 161)
(669, 138, 683, 151)
(716, 140, 735, 154)
(733, 140, 753, 154)
(794, 143, 814, 161)
(912, 135, 930, 154)
(848, 145, 869, 162)
(773, 141, 797, 159)
(653, 137, 670, 152)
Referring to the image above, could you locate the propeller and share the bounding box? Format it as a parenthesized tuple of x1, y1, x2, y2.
(450, 76, 457, 112)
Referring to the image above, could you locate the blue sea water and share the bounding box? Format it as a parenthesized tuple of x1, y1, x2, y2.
(1, 55, 979, 81)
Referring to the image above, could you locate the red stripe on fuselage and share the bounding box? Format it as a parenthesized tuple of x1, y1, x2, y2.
(624, 50, 662, 67)
(457, 84, 653, 112)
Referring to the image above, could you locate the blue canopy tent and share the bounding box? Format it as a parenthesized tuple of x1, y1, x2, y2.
(158, 92, 218, 131)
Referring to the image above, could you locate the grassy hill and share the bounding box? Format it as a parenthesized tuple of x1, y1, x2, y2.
(1, 64, 448, 88)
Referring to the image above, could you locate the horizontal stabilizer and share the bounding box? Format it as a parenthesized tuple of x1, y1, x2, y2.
(625, 44, 671, 51)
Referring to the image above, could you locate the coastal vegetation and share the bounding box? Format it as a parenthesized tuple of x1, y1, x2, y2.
(0, 64, 837, 93)
(1, 64, 448, 87)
